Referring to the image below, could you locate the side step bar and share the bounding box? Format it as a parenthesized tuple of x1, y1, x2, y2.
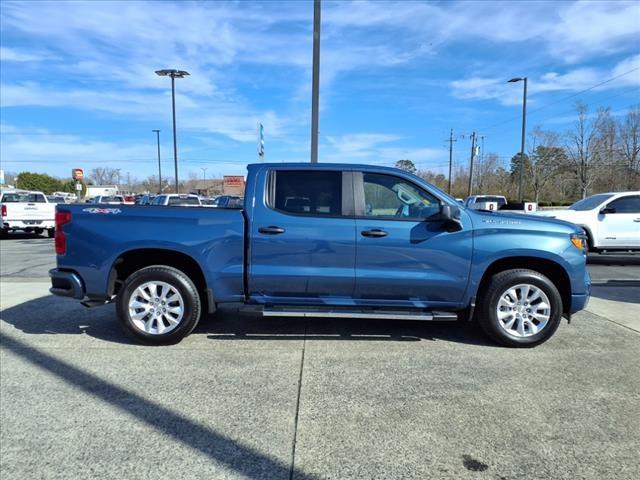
(262, 307, 457, 321)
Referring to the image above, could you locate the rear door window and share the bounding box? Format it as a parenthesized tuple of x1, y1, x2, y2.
(271, 171, 343, 216)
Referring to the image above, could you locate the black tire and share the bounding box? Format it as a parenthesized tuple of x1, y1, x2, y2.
(47, 228, 55, 238)
(34, 228, 44, 235)
(0, 229, 8, 239)
(477, 269, 563, 348)
(116, 265, 201, 345)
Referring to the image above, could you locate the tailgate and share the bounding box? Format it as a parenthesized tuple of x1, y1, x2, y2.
(4, 203, 55, 220)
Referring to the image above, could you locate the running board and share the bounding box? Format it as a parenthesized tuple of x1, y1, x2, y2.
(262, 307, 457, 321)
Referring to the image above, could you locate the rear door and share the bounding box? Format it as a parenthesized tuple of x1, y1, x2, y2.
(249, 169, 356, 302)
(353, 171, 473, 306)
(598, 195, 640, 247)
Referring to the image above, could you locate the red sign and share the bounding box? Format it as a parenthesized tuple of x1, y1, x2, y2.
(72, 168, 84, 180)
(223, 175, 245, 195)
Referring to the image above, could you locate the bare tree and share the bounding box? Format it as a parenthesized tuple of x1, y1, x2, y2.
(527, 128, 568, 203)
(565, 103, 610, 199)
(619, 105, 640, 190)
(88, 167, 121, 186)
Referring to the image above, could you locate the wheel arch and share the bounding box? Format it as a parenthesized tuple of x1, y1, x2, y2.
(109, 248, 214, 313)
(477, 256, 571, 315)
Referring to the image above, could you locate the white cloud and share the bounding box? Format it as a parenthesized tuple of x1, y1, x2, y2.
(450, 54, 640, 105)
(0, 46, 49, 62)
(322, 133, 443, 167)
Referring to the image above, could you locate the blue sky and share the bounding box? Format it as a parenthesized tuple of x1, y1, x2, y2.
(1, 0, 639, 182)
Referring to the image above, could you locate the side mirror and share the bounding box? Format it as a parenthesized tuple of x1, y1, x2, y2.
(440, 204, 460, 221)
(600, 206, 615, 215)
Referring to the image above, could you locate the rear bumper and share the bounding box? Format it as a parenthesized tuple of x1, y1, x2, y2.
(3, 220, 55, 230)
(49, 269, 85, 299)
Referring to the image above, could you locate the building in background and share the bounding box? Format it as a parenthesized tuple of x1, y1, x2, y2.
(86, 185, 118, 198)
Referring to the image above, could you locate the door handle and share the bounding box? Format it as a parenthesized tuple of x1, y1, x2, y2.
(361, 229, 388, 238)
(258, 226, 285, 235)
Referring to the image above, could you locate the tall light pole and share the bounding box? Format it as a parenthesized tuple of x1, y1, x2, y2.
(201, 167, 207, 181)
(508, 77, 527, 202)
(152, 129, 162, 193)
(310, 0, 321, 163)
(155, 69, 190, 192)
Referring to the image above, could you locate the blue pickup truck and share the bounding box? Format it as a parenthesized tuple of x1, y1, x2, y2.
(50, 163, 590, 347)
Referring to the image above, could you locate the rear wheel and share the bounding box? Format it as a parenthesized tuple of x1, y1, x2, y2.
(47, 228, 55, 238)
(477, 269, 562, 348)
(116, 265, 201, 345)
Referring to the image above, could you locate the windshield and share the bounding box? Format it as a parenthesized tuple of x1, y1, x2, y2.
(569, 194, 613, 211)
(99, 196, 123, 203)
(1, 193, 46, 203)
(475, 196, 506, 206)
(168, 196, 200, 206)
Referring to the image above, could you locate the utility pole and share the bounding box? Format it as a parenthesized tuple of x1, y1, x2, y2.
(127, 172, 130, 192)
(152, 129, 162, 194)
(201, 167, 207, 181)
(447, 128, 456, 194)
(310, 0, 321, 163)
(467, 132, 476, 197)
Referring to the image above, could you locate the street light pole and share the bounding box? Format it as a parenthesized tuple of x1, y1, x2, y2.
(201, 167, 207, 181)
(310, 0, 321, 163)
(152, 130, 162, 193)
(508, 76, 528, 202)
(155, 69, 190, 193)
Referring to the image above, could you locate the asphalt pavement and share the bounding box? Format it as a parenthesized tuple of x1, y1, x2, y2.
(1, 235, 639, 479)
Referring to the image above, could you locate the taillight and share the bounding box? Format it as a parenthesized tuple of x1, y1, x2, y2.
(1, 204, 6, 217)
(55, 211, 72, 255)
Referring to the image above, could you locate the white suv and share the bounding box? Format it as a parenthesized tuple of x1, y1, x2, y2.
(536, 192, 640, 252)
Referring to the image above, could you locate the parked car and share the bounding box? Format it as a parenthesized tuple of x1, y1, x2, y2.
(49, 163, 590, 348)
(136, 194, 156, 205)
(94, 195, 125, 205)
(464, 195, 507, 211)
(1, 189, 56, 237)
(47, 195, 68, 204)
(151, 194, 202, 207)
(535, 192, 640, 252)
(210, 195, 243, 208)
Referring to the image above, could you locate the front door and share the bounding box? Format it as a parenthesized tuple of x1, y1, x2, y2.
(598, 195, 640, 247)
(249, 169, 356, 302)
(353, 172, 473, 307)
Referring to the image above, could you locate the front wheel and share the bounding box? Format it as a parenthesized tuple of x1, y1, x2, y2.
(47, 228, 55, 238)
(116, 265, 202, 345)
(477, 269, 563, 348)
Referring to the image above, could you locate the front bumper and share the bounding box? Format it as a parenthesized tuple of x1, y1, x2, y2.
(49, 269, 85, 299)
(570, 269, 591, 313)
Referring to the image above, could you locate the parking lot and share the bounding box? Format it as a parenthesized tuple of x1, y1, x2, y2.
(1, 235, 639, 479)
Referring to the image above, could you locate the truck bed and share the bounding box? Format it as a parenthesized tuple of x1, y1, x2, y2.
(57, 204, 246, 302)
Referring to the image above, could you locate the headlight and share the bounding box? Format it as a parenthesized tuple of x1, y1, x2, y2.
(570, 233, 587, 251)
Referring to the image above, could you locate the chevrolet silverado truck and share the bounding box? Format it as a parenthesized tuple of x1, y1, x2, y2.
(535, 192, 640, 252)
(49, 163, 591, 347)
(1, 189, 56, 238)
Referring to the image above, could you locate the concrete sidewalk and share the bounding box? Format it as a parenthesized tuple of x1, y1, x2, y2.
(587, 285, 640, 333)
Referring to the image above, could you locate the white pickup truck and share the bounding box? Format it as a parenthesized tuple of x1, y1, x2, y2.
(0, 189, 57, 238)
(535, 191, 640, 252)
